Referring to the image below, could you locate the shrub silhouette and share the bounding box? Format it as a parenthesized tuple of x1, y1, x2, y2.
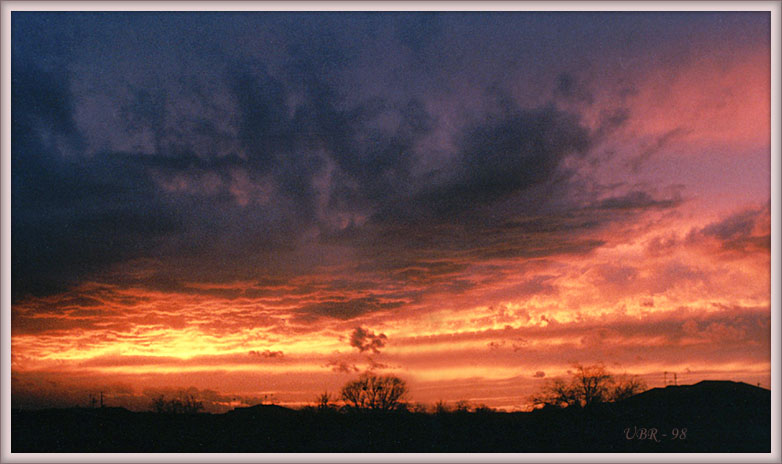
(434, 400, 450, 414)
(454, 400, 471, 413)
(151, 393, 204, 414)
(340, 372, 407, 412)
(316, 391, 337, 412)
(531, 363, 646, 409)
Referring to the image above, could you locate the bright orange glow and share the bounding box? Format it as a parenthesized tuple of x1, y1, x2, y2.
(12, 205, 771, 411)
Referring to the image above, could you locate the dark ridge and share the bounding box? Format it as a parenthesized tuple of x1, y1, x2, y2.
(614, 380, 770, 419)
(625, 380, 769, 402)
(224, 403, 299, 418)
(12, 381, 771, 452)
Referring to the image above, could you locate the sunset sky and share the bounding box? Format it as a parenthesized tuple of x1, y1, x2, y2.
(10, 11, 772, 412)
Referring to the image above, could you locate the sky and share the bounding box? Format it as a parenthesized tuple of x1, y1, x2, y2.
(10, 11, 772, 412)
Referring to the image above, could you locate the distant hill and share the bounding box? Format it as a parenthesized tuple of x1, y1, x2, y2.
(225, 403, 298, 418)
(572, 381, 771, 452)
(622, 380, 769, 406)
(11, 381, 771, 452)
(614, 380, 769, 418)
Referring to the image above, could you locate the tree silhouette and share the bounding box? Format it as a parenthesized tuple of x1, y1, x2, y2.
(340, 373, 407, 412)
(531, 378, 579, 409)
(610, 373, 647, 401)
(573, 364, 612, 407)
(531, 363, 646, 409)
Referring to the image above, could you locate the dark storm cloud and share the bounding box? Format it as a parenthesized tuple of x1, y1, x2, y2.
(350, 100, 600, 257)
(11, 47, 183, 299)
(224, 61, 327, 217)
(12, 12, 690, 308)
(298, 298, 405, 321)
(12, 14, 352, 299)
(593, 190, 683, 211)
(349, 327, 388, 354)
(229, 66, 295, 171)
(554, 72, 594, 105)
(395, 12, 441, 53)
(437, 104, 591, 207)
(391, 261, 470, 284)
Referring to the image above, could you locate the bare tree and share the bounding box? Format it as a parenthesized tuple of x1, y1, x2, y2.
(531, 364, 646, 409)
(610, 374, 647, 402)
(573, 364, 612, 407)
(531, 378, 579, 409)
(341, 373, 407, 412)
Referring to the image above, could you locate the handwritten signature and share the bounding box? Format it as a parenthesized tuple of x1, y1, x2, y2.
(624, 426, 687, 442)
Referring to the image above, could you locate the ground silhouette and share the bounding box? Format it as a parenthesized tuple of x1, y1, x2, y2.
(11, 381, 770, 452)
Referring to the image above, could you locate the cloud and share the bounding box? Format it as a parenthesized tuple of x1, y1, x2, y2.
(12, 12, 697, 309)
(349, 327, 388, 354)
(626, 128, 688, 172)
(554, 72, 594, 105)
(248, 350, 284, 359)
(580, 328, 622, 347)
(688, 203, 770, 254)
(703, 210, 759, 241)
(11, 50, 188, 300)
(299, 298, 405, 321)
(595, 265, 639, 288)
(681, 318, 750, 344)
(366, 357, 392, 371)
(644, 233, 680, 257)
(396, 103, 592, 221)
(325, 359, 360, 374)
(533, 371, 546, 378)
(593, 190, 682, 211)
(511, 339, 530, 351)
(487, 341, 504, 351)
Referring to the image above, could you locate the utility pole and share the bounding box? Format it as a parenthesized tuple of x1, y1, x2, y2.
(674, 373, 677, 386)
(100, 391, 104, 408)
(664, 371, 668, 385)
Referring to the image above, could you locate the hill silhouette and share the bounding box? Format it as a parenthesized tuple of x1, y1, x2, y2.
(624, 380, 768, 405)
(12, 381, 770, 452)
(225, 403, 299, 419)
(575, 380, 771, 452)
